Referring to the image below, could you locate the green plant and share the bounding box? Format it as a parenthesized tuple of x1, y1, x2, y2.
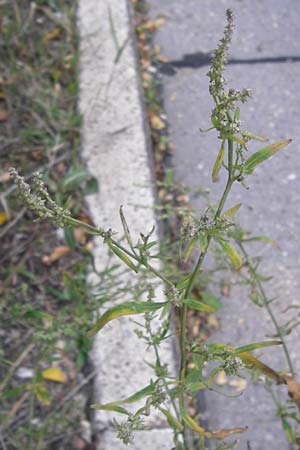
(10, 9, 299, 450)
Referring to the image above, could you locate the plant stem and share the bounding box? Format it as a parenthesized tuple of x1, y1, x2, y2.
(178, 138, 234, 446)
(237, 242, 295, 376)
(68, 217, 173, 286)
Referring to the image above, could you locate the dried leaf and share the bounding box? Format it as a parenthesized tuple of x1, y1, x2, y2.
(210, 427, 248, 439)
(282, 375, 300, 404)
(0, 172, 11, 183)
(42, 367, 67, 383)
(0, 110, 8, 121)
(150, 114, 165, 130)
(74, 227, 88, 244)
(207, 314, 220, 329)
(143, 17, 165, 31)
(0, 211, 8, 225)
(43, 27, 62, 44)
(229, 378, 247, 392)
(42, 246, 71, 265)
(181, 411, 247, 439)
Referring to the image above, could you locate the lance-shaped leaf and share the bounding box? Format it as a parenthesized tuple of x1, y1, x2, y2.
(181, 411, 247, 440)
(237, 351, 282, 383)
(232, 340, 282, 355)
(92, 383, 155, 411)
(201, 291, 223, 310)
(224, 203, 241, 219)
(224, 345, 282, 384)
(216, 237, 243, 270)
(109, 244, 138, 273)
(159, 407, 184, 431)
(206, 342, 283, 383)
(209, 427, 248, 440)
(87, 301, 167, 336)
(212, 140, 225, 182)
(60, 166, 91, 192)
(91, 404, 129, 415)
(241, 131, 269, 142)
(119, 206, 134, 250)
(182, 298, 215, 313)
(243, 139, 292, 175)
(184, 236, 199, 262)
(281, 418, 295, 444)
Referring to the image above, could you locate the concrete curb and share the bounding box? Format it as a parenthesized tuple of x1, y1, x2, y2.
(78, 1, 176, 448)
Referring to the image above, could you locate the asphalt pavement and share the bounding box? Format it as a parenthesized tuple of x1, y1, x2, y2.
(148, 1, 300, 449)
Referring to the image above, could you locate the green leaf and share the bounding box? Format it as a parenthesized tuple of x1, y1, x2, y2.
(241, 131, 269, 142)
(109, 244, 138, 273)
(181, 411, 207, 436)
(60, 166, 91, 193)
(82, 177, 99, 195)
(221, 344, 283, 383)
(119, 206, 134, 250)
(64, 227, 76, 250)
(216, 238, 243, 270)
(183, 298, 215, 313)
(186, 381, 206, 393)
(243, 139, 292, 175)
(86, 301, 167, 336)
(200, 291, 223, 310)
(242, 235, 276, 245)
(91, 404, 129, 415)
(282, 418, 295, 444)
(176, 274, 191, 291)
(92, 384, 156, 412)
(199, 234, 208, 253)
(184, 236, 199, 262)
(232, 340, 282, 355)
(212, 140, 225, 182)
(224, 203, 241, 219)
(223, 134, 246, 146)
(159, 407, 184, 431)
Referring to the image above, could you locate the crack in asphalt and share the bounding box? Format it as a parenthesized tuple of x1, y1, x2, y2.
(160, 51, 300, 75)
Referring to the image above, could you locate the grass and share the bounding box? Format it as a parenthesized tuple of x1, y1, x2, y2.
(0, 2, 102, 449)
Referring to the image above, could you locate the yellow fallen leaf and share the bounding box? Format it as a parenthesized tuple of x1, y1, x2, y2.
(143, 17, 165, 31)
(42, 245, 71, 265)
(42, 367, 67, 383)
(150, 114, 165, 130)
(207, 314, 219, 329)
(43, 27, 61, 44)
(0, 211, 8, 225)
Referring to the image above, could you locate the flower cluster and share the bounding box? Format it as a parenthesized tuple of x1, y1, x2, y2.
(207, 9, 252, 137)
(207, 9, 234, 99)
(181, 214, 232, 240)
(10, 168, 72, 227)
(165, 285, 182, 307)
(221, 355, 244, 376)
(113, 415, 145, 446)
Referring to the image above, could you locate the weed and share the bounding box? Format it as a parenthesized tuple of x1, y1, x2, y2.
(9, 7, 300, 450)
